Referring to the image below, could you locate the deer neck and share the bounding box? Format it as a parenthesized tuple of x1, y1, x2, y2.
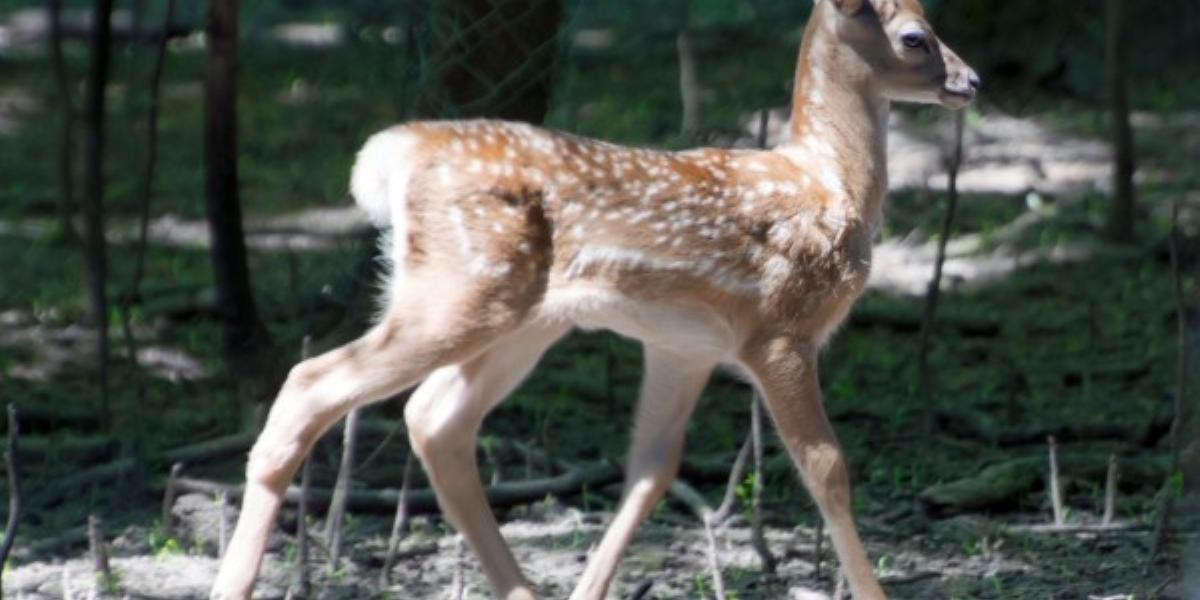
(780, 7, 890, 228)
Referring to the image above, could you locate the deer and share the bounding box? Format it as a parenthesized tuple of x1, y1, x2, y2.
(211, 0, 977, 598)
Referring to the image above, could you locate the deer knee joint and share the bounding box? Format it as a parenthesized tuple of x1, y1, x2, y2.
(282, 359, 323, 393)
(245, 437, 305, 491)
(800, 442, 851, 504)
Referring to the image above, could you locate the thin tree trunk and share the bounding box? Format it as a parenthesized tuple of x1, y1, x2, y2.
(918, 112, 966, 437)
(1105, 0, 1135, 242)
(1047, 436, 1065, 527)
(380, 452, 416, 586)
(82, 0, 115, 430)
(324, 407, 360, 573)
(294, 458, 313, 598)
(294, 337, 313, 599)
(204, 0, 268, 360)
(88, 514, 112, 586)
(749, 393, 776, 574)
(0, 405, 22, 597)
(1102, 455, 1118, 526)
(677, 1, 700, 137)
(162, 462, 184, 537)
(48, 0, 78, 242)
(1153, 200, 1188, 556)
(130, 0, 147, 39)
(118, 0, 174, 464)
(127, 0, 174, 306)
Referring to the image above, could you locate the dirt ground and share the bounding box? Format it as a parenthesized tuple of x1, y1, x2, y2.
(5, 491, 1194, 599)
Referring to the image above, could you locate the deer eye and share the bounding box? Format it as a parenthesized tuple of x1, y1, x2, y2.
(900, 31, 928, 50)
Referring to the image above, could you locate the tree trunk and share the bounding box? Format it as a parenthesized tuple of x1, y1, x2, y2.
(82, 0, 114, 429)
(1105, 0, 1135, 242)
(204, 0, 268, 359)
(48, 0, 78, 242)
(418, 0, 564, 122)
(677, 1, 700, 137)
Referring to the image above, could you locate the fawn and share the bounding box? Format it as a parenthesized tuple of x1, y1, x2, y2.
(211, 0, 978, 598)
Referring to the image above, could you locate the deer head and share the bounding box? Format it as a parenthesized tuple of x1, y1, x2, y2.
(819, 0, 980, 109)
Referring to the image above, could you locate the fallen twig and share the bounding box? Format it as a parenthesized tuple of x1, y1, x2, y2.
(36, 432, 257, 506)
(921, 453, 1166, 513)
(880, 571, 940, 586)
(1006, 521, 1147, 535)
(176, 461, 622, 515)
(389, 543, 438, 561)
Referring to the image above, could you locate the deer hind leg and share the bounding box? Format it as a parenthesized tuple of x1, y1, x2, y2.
(740, 338, 887, 600)
(211, 279, 542, 600)
(404, 322, 568, 600)
(570, 347, 715, 600)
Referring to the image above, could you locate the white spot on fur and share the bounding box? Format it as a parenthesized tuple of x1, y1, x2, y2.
(761, 254, 793, 296)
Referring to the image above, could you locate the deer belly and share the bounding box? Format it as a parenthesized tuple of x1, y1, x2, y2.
(537, 284, 737, 360)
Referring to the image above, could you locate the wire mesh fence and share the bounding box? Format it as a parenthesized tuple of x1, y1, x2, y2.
(380, 0, 811, 139)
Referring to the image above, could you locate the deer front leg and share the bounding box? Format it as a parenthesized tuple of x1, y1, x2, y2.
(405, 323, 568, 600)
(570, 347, 714, 600)
(741, 337, 887, 600)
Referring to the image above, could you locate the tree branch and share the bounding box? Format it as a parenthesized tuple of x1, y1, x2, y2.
(176, 461, 622, 515)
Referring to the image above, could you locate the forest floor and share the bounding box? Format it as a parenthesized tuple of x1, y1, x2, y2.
(2, 17, 1199, 600)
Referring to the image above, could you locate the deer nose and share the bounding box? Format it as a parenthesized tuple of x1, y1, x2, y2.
(967, 70, 982, 92)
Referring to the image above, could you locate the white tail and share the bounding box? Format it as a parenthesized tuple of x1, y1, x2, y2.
(349, 129, 420, 226)
(212, 1, 978, 599)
